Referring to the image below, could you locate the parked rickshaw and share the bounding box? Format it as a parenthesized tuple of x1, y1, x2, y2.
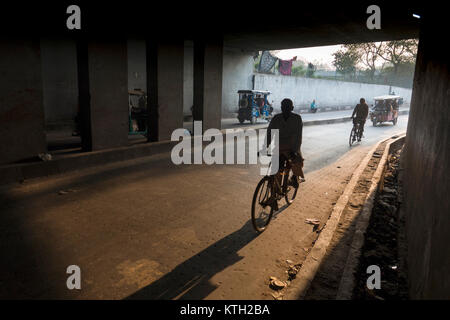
(237, 90, 273, 124)
(128, 89, 148, 135)
(370, 95, 401, 126)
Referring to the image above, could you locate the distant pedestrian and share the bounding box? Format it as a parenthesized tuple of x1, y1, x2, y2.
(310, 100, 317, 113)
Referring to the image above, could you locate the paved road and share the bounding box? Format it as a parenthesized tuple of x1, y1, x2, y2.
(218, 110, 356, 128)
(185, 106, 410, 131)
(302, 114, 408, 173)
(0, 115, 408, 299)
(48, 107, 407, 156)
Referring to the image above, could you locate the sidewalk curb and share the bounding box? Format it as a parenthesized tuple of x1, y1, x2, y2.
(283, 133, 406, 300)
(0, 140, 178, 186)
(303, 117, 351, 126)
(335, 133, 406, 300)
(226, 109, 409, 129)
(303, 109, 408, 127)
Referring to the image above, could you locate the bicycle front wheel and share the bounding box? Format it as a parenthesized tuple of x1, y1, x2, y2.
(251, 176, 274, 232)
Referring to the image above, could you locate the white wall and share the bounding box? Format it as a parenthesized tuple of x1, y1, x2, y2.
(221, 48, 255, 116)
(254, 73, 412, 112)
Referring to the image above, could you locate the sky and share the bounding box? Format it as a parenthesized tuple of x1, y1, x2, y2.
(274, 45, 344, 69)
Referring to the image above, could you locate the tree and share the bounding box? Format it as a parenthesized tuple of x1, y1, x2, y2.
(404, 39, 419, 56)
(377, 39, 418, 76)
(332, 48, 359, 79)
(345, 42, 383, 80)
(292, 65, 306, 76)
(306, 63, 316, 77)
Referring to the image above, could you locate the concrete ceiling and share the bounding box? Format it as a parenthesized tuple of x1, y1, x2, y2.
(222, 2, 421, 50)
(2, 1, 421, 49)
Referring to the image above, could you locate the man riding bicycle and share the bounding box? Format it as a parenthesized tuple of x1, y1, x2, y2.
(266, 98, 305, 188)
(351, 98, 369, 141)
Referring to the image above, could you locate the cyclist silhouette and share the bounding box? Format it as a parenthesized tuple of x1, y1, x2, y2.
(266, 98, 305, 186)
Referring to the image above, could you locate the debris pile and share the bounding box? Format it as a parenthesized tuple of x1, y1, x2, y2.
(268, 259, 303, 300)
(38, 153, 52, 161)
(353, 147, 409, 299)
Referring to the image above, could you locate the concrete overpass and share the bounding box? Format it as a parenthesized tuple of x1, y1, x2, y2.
(0, 1, 448, 298)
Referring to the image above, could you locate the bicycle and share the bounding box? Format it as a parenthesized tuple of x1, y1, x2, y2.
(349, 118, 363, 146)
(251, 154, 300, 232)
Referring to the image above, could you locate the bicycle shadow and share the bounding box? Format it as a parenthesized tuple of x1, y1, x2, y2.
(252, 201, 290, 230)
(125, 219, 260, 300)
(270, 203, 290, 221)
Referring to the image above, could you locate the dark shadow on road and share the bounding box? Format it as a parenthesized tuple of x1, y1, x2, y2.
(271, 203, 290, 221)
(126, 220, 259, 300)
(0, 196, 66, 299)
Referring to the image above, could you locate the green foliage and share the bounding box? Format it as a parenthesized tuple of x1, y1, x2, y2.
(332, 48, 359, 77)
(331, 39, 418, 87)
(379, 61, 416, 87)
(253, 53, 261, 71)
(306, 63, 316, 77)
(292, 65, 306, 76)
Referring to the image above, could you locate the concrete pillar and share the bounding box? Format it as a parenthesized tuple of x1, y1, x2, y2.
(0, 40, 46, 164)
(76, 38, 93, 151)
(40, 38, 78, 126)
(127, 39, 147, 92)
(146, 41, 184, 142)
(403, 11, 450, 299)
(193, 39, 223, 132)
(183, 41, 194, 118)
(87, 40, 129, 150)
(157, 42, 184, 141)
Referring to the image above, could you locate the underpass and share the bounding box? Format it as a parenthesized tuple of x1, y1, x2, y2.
(0, 115, 408, 299)
(1, 1, 449, 301)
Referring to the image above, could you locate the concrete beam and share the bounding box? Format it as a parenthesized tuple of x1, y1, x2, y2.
(0, 40, 46, 164)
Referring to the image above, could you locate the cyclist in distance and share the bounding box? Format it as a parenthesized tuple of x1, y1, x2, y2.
(351, 98, 369, 141)
(266, 98, 305, 187)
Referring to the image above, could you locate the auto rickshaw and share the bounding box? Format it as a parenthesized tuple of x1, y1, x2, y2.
(237, 90, 273, 124)
(370, 95, 401, 126)
(128, 89, 148, 135)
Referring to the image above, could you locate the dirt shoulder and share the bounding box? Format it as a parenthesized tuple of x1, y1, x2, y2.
(303, 141, 389, 300)
(303, 140, 409, 300)
(352, 146, 409, 299)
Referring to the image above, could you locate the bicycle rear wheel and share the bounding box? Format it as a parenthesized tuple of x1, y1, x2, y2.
(349, 127, 356, 146)
(251, 176, 274, 232)
(284, 170, 299, 204)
